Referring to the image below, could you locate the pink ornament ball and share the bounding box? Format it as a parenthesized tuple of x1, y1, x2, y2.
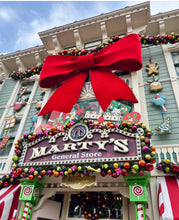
(157, 164, 163, 170)
(142, 146, 149, 152)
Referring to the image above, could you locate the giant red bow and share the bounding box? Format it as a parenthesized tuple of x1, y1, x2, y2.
(39, 34, 142, 116)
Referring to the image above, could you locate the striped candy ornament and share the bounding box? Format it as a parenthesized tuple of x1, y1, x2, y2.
(0, 181, 21, 220)
(21, 201, 33, 220)
(157, 176, 179, 220)
(136, 203, 144, 220)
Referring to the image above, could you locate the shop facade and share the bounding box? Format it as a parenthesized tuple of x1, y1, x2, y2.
(0, 2, 179, 220)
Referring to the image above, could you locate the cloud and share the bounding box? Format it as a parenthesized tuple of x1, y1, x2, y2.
(0, 7, 17, 21)
(13, 1, 127, 51)
(14, 2, 84, 51)
(13, 1, 179, 52)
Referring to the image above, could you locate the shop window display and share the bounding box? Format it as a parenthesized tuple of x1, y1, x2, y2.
(68, 192, 123, 219)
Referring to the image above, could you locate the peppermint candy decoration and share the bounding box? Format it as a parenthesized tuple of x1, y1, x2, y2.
(132, 185, 144, 197)
(23, 186, 32, 196)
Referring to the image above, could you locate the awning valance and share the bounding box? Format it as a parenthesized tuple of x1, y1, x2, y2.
(0, 181, 21, 220)
(157, 176, 179, 220)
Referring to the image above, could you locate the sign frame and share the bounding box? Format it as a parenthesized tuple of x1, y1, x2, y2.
(18, 123, 142, 167)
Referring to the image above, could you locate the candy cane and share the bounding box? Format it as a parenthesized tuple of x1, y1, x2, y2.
(21, 201, 34, 220)
(19, 87, 27, 99)
(135, 203, 145, 220)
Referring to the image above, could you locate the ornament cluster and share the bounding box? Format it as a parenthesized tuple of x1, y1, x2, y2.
(157, 160, 179, 177)
(9, 64, 43, 80)
(0, 118, 156, 188)
(9, 33, 179, 80)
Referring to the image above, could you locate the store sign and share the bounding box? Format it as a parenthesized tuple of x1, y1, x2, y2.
(19, 123, 142, 167)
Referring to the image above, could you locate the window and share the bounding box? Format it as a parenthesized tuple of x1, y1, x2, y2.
(68, 192, 123, 219)
(171, 51, 179, 76)
(84, 40, 102, 49)
(0, 119, 21, 156)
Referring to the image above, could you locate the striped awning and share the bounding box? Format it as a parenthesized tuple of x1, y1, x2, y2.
(157, 176, 179, 220)
(0, 181, 21, 220)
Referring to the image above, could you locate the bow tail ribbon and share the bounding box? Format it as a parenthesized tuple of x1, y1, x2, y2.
(39, 69, 138, 116)
(39, 71, 88, 116)
(91, 69, 138, 112)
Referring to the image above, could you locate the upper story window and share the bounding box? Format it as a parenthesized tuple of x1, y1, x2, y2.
(171, 51, 179, 76)
(84, 40, 102, 49)
(0, 80, 35, 157)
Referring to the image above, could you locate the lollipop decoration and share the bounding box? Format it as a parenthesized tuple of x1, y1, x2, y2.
(152, 94, 167, 112)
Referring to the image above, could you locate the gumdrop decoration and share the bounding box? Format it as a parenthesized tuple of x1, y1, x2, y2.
(148, 74, 162, 92)
(146, 62, 159, 76)
(152, 94, 167, 112)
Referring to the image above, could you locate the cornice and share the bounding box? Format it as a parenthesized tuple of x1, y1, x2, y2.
(150, 9, 179, 22)
(38, 1, 150, 38)
(0, 45, 46, 61)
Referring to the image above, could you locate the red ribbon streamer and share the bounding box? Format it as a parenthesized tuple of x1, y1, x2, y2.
(39, 34, 142, 116)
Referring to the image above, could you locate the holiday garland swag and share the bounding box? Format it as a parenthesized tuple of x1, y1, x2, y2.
(1, 119, 156, 188)
(9, 32, 179, 80)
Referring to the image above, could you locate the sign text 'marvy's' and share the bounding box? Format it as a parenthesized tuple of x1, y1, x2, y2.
(30, 138, 129, 160)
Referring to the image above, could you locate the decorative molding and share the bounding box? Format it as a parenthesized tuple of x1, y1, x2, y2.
(74, 29, 82, 48)
(52, 35, 62, 52)
(61, 176, 96, 189)
(0, 46, 46, 62)
(126, 14, 132, 34)
(16, 57, 26, 72)
(79, 83, 95, 100)
(159, 20, 165, 35)
(100, 21, 108, 42)
(38, 2, 149, 38)
(35, 52, 43, 65)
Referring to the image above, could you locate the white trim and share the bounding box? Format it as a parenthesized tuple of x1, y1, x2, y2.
(162, 44, 179, 111)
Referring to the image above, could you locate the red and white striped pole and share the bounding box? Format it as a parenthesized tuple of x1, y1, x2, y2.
(135, 203, 146, 220)
(20, 201, 34, 220)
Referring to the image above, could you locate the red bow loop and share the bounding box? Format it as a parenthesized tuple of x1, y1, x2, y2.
(39, 34, 143, 116)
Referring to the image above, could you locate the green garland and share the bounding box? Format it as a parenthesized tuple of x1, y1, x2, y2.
(0, 118, 156, 188)
(157, 160, 179, 177)
(9, 32, 179, 80)
(9, 64, 43, 80)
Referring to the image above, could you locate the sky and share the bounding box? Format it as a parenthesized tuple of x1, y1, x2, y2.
(0, 1, 179, 55)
